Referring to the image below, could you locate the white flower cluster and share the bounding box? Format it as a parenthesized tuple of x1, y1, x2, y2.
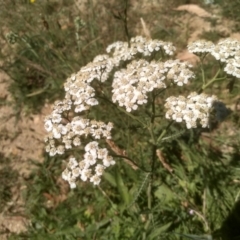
(44, 36, 178, 187)
(45, 109, 115, 188)
(62, 142, 115, 188)
(44, 115, 113, 156)
(188, 38, 240, 78)
(44, 85, 114, 187)
(112, 59, 194, 112)
(187, 40, 214, 54)
(164, 92, 218, 129)
(63, 55, 112, 113)
(211, 38, 240, 62)
(62, 36, 177, 114)
(106, 36, 176, 63)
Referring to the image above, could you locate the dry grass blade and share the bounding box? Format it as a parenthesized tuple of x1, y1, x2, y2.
(156, 149, 173, 173)
(19, 56, 53, 76)
(174, 4, 211, 18)
(106, 139, 139, 170)
(140, 18, 151, 39)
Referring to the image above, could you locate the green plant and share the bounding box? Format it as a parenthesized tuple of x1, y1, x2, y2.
(42, 35, 240, 239)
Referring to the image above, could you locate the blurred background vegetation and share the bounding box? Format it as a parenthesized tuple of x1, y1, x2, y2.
(0, 0, 240, 239)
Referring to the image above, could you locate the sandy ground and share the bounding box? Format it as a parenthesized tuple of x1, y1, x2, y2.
(0, 70, 52, 237)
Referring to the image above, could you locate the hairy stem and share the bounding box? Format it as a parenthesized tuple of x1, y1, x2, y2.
(202, 68, 225, 91)
(123, 0, 130, 46)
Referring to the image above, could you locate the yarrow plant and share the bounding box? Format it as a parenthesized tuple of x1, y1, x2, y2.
(44, 36, 239, 189)
(188, 38, 240, 78)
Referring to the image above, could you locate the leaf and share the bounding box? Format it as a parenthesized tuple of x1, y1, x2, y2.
(174, 233, 212, 240)
(148, 222, 172, 239)
(103, 172, 117, 187)
(115, 168, 130, 205)
(26, 87, 47, 97)
(154, 184, 174, 202)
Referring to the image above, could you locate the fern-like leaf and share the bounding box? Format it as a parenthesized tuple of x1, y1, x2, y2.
(128, 172, 150, 208)
(160, 129, 186, 143)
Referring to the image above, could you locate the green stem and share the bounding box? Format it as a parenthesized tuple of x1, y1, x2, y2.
(148, 91, 156, 144)
(151, 92, 156, 124)
(97, 94, 147, 128)
(148, 125, 156, 145)
(123, 0, 130, 46)
(199, 53, 209, 86)
(192, 209, 210, 232)
(144, 146, 156, 233)
(144, 92, 158, 233)
(202, 77, 225, 91)
(21, 37, 39, 59)
(156, 120, 174, 144)
(201, 68, 226, 91)
(116, 105, 147, 127)
(98, 186, 117, 210)
(88, 0, 98, 52)
(200, 59, 206, 86)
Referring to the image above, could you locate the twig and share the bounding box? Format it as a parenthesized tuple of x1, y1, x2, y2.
(106, 139, 139, 170)
(140, 18, 151, 39)
(156, 149, 173, 173)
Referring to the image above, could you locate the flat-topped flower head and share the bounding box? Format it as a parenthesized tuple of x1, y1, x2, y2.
(165, 92, 220, 129)
(106, 36, 176, 64)
(61, 143, 115, 188)
(188, 40, 214, 54)
(188, 38, 240, 79)
(112, 59, 194, 112)
(211, 38, 240, 62)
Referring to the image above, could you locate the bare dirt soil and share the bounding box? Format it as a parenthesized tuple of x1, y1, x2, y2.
(0, 70, 51, 238)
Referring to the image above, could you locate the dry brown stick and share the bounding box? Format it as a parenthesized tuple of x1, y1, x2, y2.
(18, 56, 53, 76)
(106, 139, 139, 170)
(156, 149, 173, 173)
(140, 18, 151, 40)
